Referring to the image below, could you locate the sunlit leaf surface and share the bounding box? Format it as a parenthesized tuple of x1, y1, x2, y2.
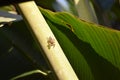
(40, 7, 120, 80)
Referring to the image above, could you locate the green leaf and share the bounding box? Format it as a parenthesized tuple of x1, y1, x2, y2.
(40, 7, 120, 80)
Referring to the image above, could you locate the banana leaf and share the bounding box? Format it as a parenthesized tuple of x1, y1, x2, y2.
(39, 7, 120, 80)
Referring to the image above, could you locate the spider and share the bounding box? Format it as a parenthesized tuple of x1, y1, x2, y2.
(47, 36, 55, 49)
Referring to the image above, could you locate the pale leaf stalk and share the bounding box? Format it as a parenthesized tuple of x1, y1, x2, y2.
(74, 0, 98, 23)
(10, 69, 48, 80)
(16, 1, 78, 80)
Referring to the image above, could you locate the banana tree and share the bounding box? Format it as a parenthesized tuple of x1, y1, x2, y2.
(0, 0, 120, 80)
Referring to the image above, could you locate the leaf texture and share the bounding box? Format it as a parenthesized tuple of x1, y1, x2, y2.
(40, 7, 120, 80)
